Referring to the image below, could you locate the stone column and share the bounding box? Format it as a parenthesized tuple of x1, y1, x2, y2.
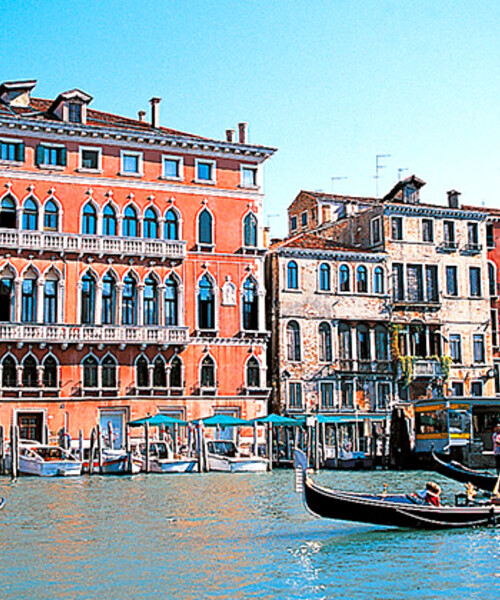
(14, 278, 22, 322)
(37, 278, 45, 323)
(37, 365, 44, 387)
(116, 283, 124, 326)
(351, 325, 358, 371)
(258, 290, 266, 332)
(137, 284, 145, 326)
(95, 282, 103, 326)
(158, 285, 166, 327)
(58, 280, 65, 324)
(369, 326, 376, 366)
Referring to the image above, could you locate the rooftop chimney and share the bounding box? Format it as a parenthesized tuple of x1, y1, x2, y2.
(447, 189, 461, 209)
(238, 122, 248, 144)
(138, 110, 146, 122)
(149, 97, 161, 128)
(226, 129, 235, 143)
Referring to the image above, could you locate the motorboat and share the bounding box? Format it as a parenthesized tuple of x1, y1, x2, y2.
(81, 447, 142, 475)
(138, 441, 198, 473)
(432, 451, 498, 492)
(206, 440, 268, 473)
(294, 449, 500, 529)
(18, 444, 82, 477)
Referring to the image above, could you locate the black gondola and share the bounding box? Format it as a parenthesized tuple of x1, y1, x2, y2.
(294, 449, 500, 530)
(0, 498, 5, 510)
(432, 451, 498, 493)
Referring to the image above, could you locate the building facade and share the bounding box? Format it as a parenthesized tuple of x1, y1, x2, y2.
(0, 79, 275, 445)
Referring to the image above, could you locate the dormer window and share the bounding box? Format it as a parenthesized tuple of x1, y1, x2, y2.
(403, 185, 418, 203)
(68, 103, 82, 123)
(49, 88, 92, 124)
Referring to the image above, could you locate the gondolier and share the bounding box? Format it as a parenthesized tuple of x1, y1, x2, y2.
(492, 424, 500, 474)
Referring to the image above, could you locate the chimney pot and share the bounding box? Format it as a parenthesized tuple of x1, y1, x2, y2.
(238, 122, 248, 144)
(138, 110, 146, 122)
(447, 189, 461, 209)
(149, 97, 161, 128)
(226, 129, 235, 143)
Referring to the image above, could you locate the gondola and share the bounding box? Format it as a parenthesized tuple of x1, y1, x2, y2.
(0, 498, 5, 510)
(432, 451, 498, 493)
(294, 449, 500, 529)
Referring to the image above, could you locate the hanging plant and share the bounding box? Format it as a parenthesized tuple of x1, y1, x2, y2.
(399, 355, 415, 388)
(389, 323, 402, 360)
(439, 355, 453, 382)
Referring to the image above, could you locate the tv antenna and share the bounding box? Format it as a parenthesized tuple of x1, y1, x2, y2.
(331, 176, 347, 194)
(397, 168, 408, 181)
(374, 154, 391, 196)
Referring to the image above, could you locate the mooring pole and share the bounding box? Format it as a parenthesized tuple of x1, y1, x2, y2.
(0, 425, 4, 476)
(89, 428, 96, 475)
(96, 423, 103, 474)
(145, 422, 150, 473)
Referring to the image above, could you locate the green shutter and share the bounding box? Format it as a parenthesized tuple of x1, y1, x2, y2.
(35, 144, 45, 165)
(16, 143, 25, 163)
(59, 147, 67, 166)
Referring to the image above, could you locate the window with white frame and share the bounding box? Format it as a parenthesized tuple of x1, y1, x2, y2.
(241, 165, 258, 187)
(0, 138, 24, 162)
(195, 159, 216, 183)
(162, 155, 183, 179)
(449, 334, 462, 364)
(79, 147, 101, 171)
(320, 382, 335, 410)
(473, 334, 485, 364)
(371, 217, 382, 245)
(120, 151, 143, 175)
(471, 381, 483, 397)
(288, 382, 302, 410)
(36, 144, 66, 167)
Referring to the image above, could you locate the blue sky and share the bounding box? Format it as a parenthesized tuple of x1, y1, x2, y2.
(2, 1, 500, 236)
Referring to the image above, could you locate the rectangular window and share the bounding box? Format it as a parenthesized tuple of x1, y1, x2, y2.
(425, 265, 439, 302)
(443, 220, 456, 248)
(471, 381, 483, 397)
(301, 211, 308, 227)
(320, 382, 335, 410)
(469, 267, 482, 297)
(487, 224, 495, 249)
(0, 139, 24, 162)
(21, 279, 36, 323)
(196, 160, 216, 182)
(341, 381, 354, 409)
(392, 263, 404, 301)
(163, 156, 183, 179)
(473, 334, 485, 364)
(406, 264, 424, 302)
(68, 103, 82, 123)
(290, 216, 297, 231)
(446, 266, 458, 296)
(422, 219, 434, 242)
(468, 222, 479, 245)
(371, 217, 382, 245)
(451, 381, 464, 396)
(449, 334, 462, 364)
(492, 309, 498, 349)
(391, 216, 403, 240)
(36, 144, 66, 167)
(289, 382, 302, 409)
(79, 147, 101, 170)
(121, 152, 142, 174)
(241, 166, 257, 187)
(377, 383, 391, 410)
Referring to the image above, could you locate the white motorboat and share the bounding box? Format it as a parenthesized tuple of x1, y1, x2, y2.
(18, 444, 82, 477)
(80, 447, 142, 475)
(138, 441, 198, 473)
(206, 440, 268, 473)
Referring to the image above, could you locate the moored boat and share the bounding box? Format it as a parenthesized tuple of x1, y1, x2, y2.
(138, 441, 198, 473)
(0, 498, 5, 510)
(207, 440, 268, 473)
(18, 444, 82, 477)
(295, 449, 500, 529)
(432, 451, 497, 492)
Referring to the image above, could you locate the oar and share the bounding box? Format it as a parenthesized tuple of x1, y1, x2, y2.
(493, 469, 500, 498)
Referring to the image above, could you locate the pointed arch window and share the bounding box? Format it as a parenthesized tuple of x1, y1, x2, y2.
(287, 261, 298, 289)
(0, 196, 16, 229)
(489, 263, 497, 297)
(357, 266, 368, 293)
(339, 323, 352, 360)
(43, 355, 58, 388)
(102, 273, 116, 325)
(0, 275, 14, 322)
(200, 355, 216, 388)
(153, 356, 166, 388)
(43, 278, 58, 324)
(123, 206, 138, 237)
(22, 355, 38, 387)
(144, 276, 158, 325)
(198, 274, 215, 330)
(22, 198, 38, 230)
(82, 203, 97, 234)
(246, 356, 260, 388)
(165, 276, 178, 326)
(43, 200, 59, 231)
(102, 355, 117, 388)
(375, 326, 389, 362)
(122, 275, 137, 325)
(243, 277, 258, 330)
(374, 267, 385, 294)
(357, 324, 370, 360)
(144, 208, 158, 239)
(287, 321, 301, 361)
(319, 263, 331, 291)
(2, 355, 17, 387)
(169, 356, 183, 388)
(21, 275, 37, 323)
(319, 322, 332, 362)
(198, 209, 213, 245)
(103, 205, 117, 236)
(83, 355, 98, 388)
(243, 213, 257, 248)
(81, 273, 96, 324)
(339, 265, 350, 292)
(136, 356, 149, 388)
(164, 209, 179, 240)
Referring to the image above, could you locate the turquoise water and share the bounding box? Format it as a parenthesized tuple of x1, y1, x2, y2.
(0, 469, 499, 600)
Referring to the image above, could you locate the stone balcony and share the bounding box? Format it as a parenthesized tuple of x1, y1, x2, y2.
(397, 358, 443, 379)
(0, 229, 187, 260)
(0, 323, 190, 346)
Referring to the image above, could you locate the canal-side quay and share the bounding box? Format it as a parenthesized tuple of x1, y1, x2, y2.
(0, 470, 498, 600)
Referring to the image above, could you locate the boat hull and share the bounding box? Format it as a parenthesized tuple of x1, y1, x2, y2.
(432, 452, 497, 492)
(84, 456, 142, 475)
(149, 459, 198, 473)
(208, 455, 268, 473)
(19, 457, 82, 477)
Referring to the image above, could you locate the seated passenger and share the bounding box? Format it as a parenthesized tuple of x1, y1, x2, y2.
(425, 481, 442, 506)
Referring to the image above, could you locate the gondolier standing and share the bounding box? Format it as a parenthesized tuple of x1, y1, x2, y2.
(492, 424, 500, 473)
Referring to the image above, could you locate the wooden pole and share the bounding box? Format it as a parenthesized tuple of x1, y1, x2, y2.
(88, 428, 96, 475)
(125, 423, 131, 473)
(11, 424, 19, 479)
(0, 425, 4, 476)
(276, 426, 281, 468)
(320, 422, 326, 468)
(202, 427, 208, 472)
(145, 422, 150, 473)
(267, 423, 273, 471)
(314, 419, 320, 471)
(253, 422, 258, 457)
(196, 425, 203, 473)
(96, 423, 103, 474)
(173, 424, 179, 455)
(78, 429, 84, 462)
(334, 423, 339, 468)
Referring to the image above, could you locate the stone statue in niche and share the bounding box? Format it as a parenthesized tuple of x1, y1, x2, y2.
(221, 277, 237, 306)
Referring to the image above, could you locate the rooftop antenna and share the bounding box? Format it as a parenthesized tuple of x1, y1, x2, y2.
(374, 154, 391, 196)
(331, 176, 348, 194)
(397, 168, 408, 181)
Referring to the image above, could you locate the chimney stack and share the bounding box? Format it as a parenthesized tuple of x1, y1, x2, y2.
(447, 189, 461, 209)
(149, 97, 161, 128)
(238, 122, 248, 144)
(226, 129, 235, 143)
(138, 110, 146, 122)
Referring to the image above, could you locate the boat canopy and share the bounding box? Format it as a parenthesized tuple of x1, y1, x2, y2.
(250, 414, 303, 426)
(199, 414, 249, 427)
(316, 414, 387, 424)
(128, 414, 188, 427)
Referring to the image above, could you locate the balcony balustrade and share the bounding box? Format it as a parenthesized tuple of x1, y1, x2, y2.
(0, 323, 189, 345)
(0, 230, 186, 260)
(397, 358, 442, 379)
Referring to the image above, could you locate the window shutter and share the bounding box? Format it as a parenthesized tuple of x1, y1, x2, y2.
(16, 143, 25, 162)
(35, 144, 44, 165)
(59, 147, 67, 166)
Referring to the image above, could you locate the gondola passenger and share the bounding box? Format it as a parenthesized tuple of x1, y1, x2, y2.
(425, 481, 442, 506)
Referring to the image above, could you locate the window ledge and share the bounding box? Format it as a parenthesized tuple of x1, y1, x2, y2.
(0, 160, 23, 167)
(76, 168, 103, 174)
(118, 171, 144, 177)
(38, 164, 65, 171)
(238, 184, 260, 191)
(159, 175, 183, 182)
(193, 179, 216, 185)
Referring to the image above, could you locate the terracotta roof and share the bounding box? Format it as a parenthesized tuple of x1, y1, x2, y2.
(293, 190, 380, 204)
(271, 232, 375, 253)
(462, 204, 500, 216)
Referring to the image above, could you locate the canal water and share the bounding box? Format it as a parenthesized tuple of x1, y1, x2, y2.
(0, 469, 498, 600)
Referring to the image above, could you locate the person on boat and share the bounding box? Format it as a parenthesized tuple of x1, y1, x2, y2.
(492, 424, 500, 473)
(425, 481, 442, 506)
